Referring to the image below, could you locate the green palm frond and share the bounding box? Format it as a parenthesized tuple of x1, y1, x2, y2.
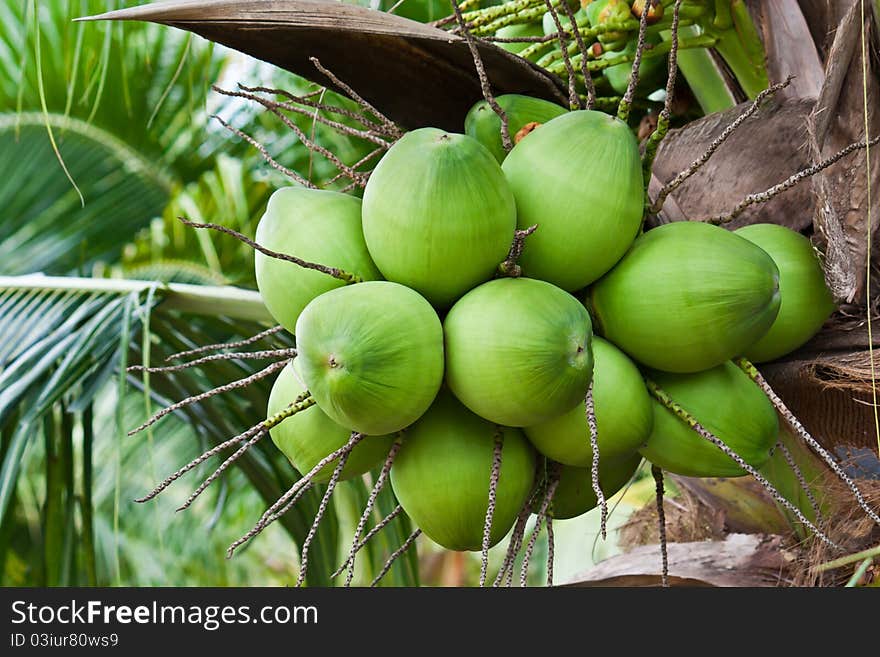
(119, 154, 280, 287)
(0, 113, 170, 275)
(0, 0, 231, 178)
(0, 1, 420, 587)
(0, 275, 351, 585)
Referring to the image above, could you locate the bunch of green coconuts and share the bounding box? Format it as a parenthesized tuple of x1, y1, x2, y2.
(495, 0, 692, 97)
(255, 91, 835, 554)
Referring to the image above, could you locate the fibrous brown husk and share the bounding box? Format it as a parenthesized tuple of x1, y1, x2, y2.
(807, 1, 880, 305)
(762, 318, 880, 462)
(793, 477, 880, 586)
(616, 467, 880, 586)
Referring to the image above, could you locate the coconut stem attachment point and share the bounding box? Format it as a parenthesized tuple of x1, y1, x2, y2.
(178, 217, 363, 284)
(641, 0, 683, 187)
(371, 529, 422, 587)
(735, 358, 880, 528)
(585, 384, 607, 539)
(617, 0, 654, 123)
(480, 429, 505, 587)
(498, 224, 538, 277)
(651, 465, 669, 587)
(342, 436, 403, 586)
(450, 0, 513, 152)
(706, 135, 880, 225)
(649, 75, 794, 214)
(645, 378, 840, 549)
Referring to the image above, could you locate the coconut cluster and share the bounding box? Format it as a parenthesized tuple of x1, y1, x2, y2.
(257, 95, 835, 553)
(493, 0, 692, 96)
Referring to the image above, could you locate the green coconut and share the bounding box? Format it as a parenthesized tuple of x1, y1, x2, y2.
(444, 277, 593, 427)
(640, 361, 778, 477)
(545, 452, 642, 519)
(464, 94, 567, 164)
(362, 128, 516, 308)
(590, 221, 781, 373)
(502, 110, 643, 291)
(494, 22, 545, 60)
(294, 281, 444, 435)
(735, 224, 836, 363)
(525, 337, 652, 466)
(255, 187, 383, 334)
(390, 392, 536, 551)
(267, 361, 394, 483)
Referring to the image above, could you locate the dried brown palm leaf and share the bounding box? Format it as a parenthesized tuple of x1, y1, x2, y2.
(78, 0, 567, 130)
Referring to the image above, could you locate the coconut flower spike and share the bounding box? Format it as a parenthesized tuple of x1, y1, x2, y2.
(128, 360, 290, 437)
(480, 430, 504, 587)
(450, 0, 512, 151)
(178, 217, 362, 284)
(165, 325, 284, 362)
(520, 463, 560, 587)
(342, 437, 403, 586)
(227, 433, 366, 558)
(370, 529, 422, 587)
(332, 504, 405, 580)
(585, 383, 607, 539)
(297, 446, 352, 587)
(651, 465, 669, 587)
(135, 392, 313, 504)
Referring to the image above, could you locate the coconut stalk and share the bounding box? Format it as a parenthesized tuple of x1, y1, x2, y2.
(708, 0, 770, 99)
